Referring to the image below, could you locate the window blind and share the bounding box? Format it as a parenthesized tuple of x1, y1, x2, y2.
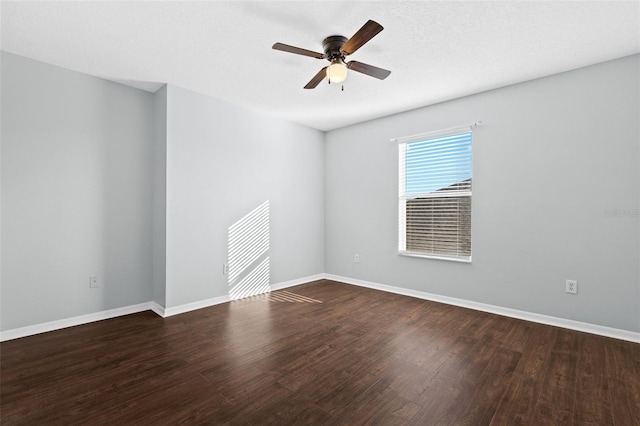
(399, 131, 472, 261)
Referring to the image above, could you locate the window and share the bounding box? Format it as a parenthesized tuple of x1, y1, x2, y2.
(398, 128, 473, 262)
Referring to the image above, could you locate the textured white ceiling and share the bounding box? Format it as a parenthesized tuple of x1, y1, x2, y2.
(2, 1, 639, 131)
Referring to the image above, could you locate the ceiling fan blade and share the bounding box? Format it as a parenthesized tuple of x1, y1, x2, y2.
(272, 42, 324, 59)
(347, 61, 391, 80)
(304, 67, 328, 89)
(341, 20, 384, 56)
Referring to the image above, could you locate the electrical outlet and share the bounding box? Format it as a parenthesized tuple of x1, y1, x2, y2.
(566, 279, 577, 294)
(354, 254, 360, 263)
(89, 276, 99, 288)
(222, 264, 229, 275)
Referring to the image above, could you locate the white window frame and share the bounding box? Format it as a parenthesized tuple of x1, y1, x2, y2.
(395, 123, 479, 263)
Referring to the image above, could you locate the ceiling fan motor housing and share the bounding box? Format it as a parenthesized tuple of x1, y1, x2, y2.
(322, 36, 348, 61)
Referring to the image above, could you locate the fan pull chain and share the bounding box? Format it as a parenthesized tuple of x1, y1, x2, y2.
(341, 84, 344, 91)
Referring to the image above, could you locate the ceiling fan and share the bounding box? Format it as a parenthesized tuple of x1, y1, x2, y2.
(272, 19, 391, 89)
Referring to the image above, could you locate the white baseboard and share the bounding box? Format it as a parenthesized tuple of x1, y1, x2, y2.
(149, 301, 166, 317)
(0, 302, 153, 342)
(270, 273, 325, 291)
(4, 273, 636, 344)
(324, 273, 640, 344)
(159, 273, 325, 317)
(159, 274, 324, 317)
(0, 273, 329, 341)
(162, 295, 230, 317)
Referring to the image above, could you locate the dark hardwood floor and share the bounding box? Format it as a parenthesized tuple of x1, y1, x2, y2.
(1, 279, 639, 425)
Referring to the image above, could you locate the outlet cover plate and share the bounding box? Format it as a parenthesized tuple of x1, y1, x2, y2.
(89, 276, 99, 288)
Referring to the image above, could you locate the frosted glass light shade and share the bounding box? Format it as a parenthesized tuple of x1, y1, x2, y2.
(326, 62, 347, 83)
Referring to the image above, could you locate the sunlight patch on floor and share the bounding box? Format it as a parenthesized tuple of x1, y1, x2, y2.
(231, 290, 322, 304)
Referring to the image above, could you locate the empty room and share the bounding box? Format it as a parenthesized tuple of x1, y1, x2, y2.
(1, 1, 639, 425)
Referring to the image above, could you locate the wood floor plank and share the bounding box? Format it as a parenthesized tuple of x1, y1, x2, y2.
(489, 323, 556, 425)
(500, 318, 534, 353)
(532, 349, 579, 424)
(409, 338, 517, 425)
(329, 375, 416, 425)
(1, 279, 638, 425)
(237, 393, 326, 425)
(605, 339, 640, 426)
(457, 347, 521, 424)
(400, 335, 479, 414)
(574, 334, 614, 425)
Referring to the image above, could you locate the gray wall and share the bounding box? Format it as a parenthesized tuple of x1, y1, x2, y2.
(0, 53, 325, 329)
(2, 50, 637, 334)
(152, 85, 167, 307)
(325, 54, 640, 332)
(1, 52, 154, 330)
(164, 85, 325, 308)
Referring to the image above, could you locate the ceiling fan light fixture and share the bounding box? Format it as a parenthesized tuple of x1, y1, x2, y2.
(327, 61, 348, 83)
(273, 20, 390, 89)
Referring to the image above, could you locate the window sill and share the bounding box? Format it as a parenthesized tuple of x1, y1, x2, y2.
(399, 251, 472, 263)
